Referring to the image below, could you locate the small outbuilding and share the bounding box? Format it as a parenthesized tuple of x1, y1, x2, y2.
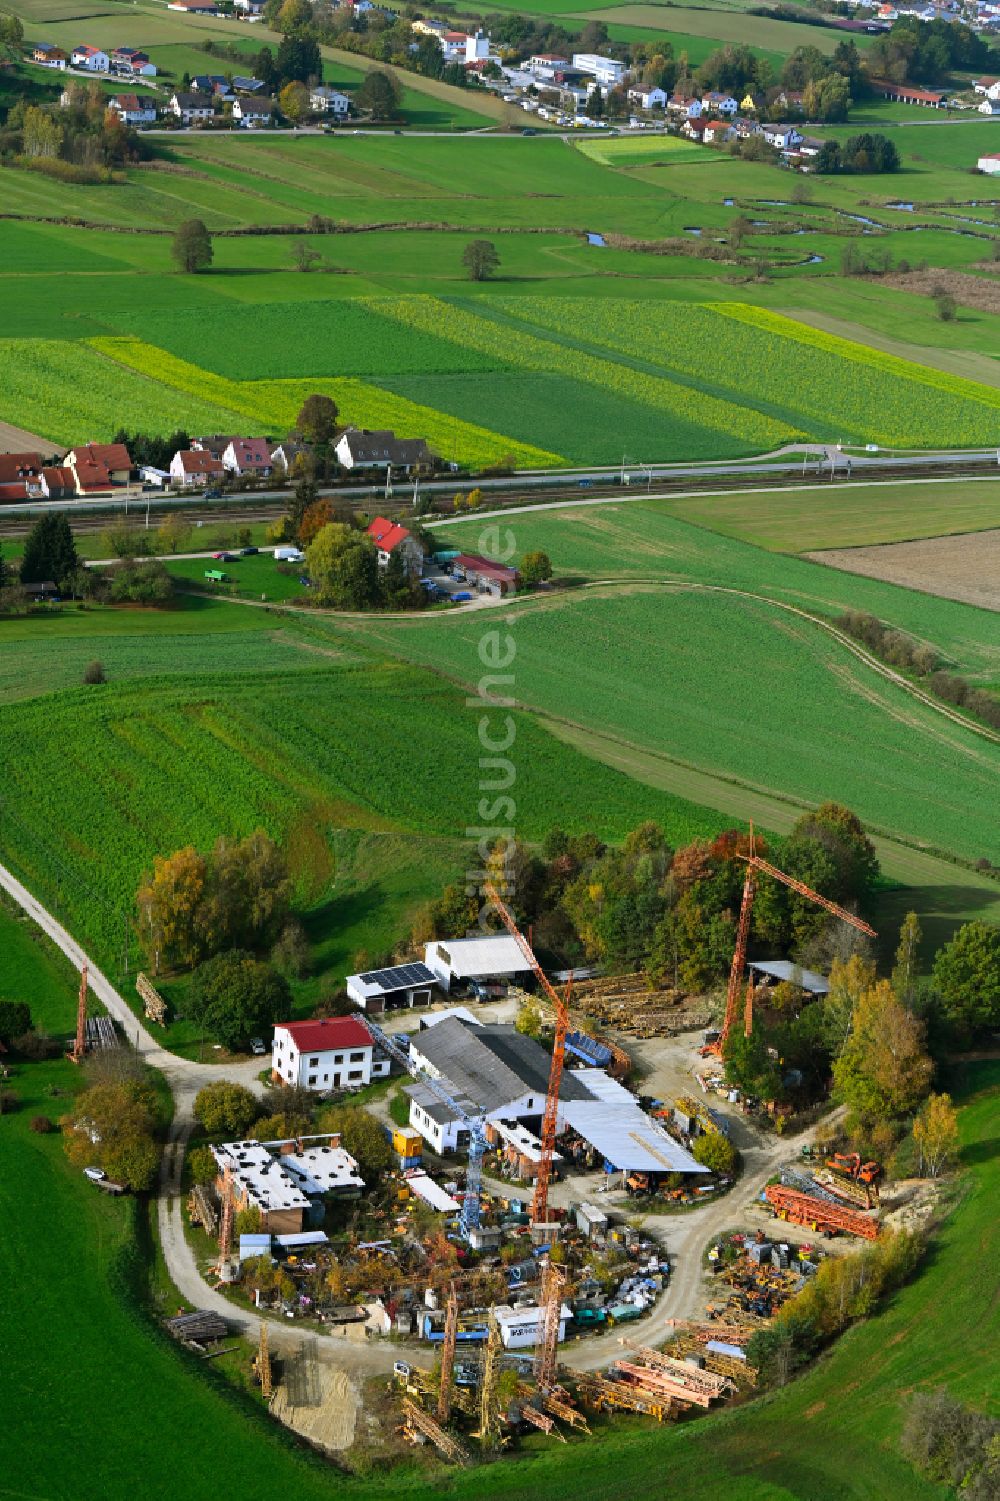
(424, 935, 535, 991)
(346, 961, 441, 1015)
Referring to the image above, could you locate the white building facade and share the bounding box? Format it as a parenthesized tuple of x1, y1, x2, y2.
(271, 1017, 390, 1091)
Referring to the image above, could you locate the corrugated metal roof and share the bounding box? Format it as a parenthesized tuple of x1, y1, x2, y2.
(562, 1101, 703, 1173)
(409, 1019, 591, 1115)
(748, 959, 829, 994)
(425, 935, 534, 979)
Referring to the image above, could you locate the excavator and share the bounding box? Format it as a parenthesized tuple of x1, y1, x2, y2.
(826, 1152, 881, 1186)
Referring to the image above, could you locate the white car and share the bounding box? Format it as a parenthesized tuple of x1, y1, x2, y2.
(84, 1166, 106, 1183)
(250, 1037, 267, 1056)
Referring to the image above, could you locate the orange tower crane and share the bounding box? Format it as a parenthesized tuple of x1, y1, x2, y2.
(534, 1261, 566, 1394)
(484, 881, 571, 1228)
(67, 964, 88, 1064)
(708, 826, 877, 1055)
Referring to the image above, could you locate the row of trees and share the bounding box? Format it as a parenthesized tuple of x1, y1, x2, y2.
(868, 16, 994, 85)
(0, 514, 174, 613)
(815, 132, 900, 175)
(2, 83, 147, 180)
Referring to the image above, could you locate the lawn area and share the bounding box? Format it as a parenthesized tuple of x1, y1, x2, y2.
(165, 553, 313, 604)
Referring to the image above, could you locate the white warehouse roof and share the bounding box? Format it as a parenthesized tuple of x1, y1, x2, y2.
(425, 935, 534, 979)
(561, 1074, 703, 1174)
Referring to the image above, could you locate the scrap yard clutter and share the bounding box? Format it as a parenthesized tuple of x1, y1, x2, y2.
(169, 878, 910, 1464)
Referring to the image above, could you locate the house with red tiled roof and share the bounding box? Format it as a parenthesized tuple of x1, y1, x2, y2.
(366, 514, 424, 573)
(107, 92, 157, 125)
(40, 466, 76, 499)
(221, 437, 272, 476)
(271, 1017, 390, 1090)
(0, 453, 46, 494)
(170, 449, 226, 488)
(64, 442, 133, 494)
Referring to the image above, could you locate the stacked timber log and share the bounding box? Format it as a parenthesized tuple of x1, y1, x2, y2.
(165, 1311, 228, 1344)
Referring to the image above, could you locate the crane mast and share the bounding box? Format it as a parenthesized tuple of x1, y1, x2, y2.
(483, 881, 571, 1227)
(713, 824, 877, 1052)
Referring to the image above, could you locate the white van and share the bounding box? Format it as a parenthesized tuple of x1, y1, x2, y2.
(274, 546, 305, 563)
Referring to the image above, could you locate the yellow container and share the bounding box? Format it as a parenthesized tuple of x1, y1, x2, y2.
(392, 1127, 423, 1156)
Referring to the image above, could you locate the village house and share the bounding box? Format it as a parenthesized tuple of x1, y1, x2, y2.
(978, 97, 1000, 115)
(762, 121, 803, 150)
(335, 428, 430, 473)
(701, 89, 738, 115)
(191, 73, 231, 96)
(169, 449, 225, 488)
(681, 116, 707, 140)
(233, 0, 266, 15)
(702, 117, 736, 143)
(739, 89, 760, 113)
(191, 434, 240, 459)
(270, 1017, 390, 1092)
(232, 75, 265, 92)
(108, 93, 157, 125)
(168, 91, 216, 123)
(211, 1137, 365, 1233)
(32, 43, 67, 68)
(111, 47, 156, 76)
(268, 440, 308, 472)
(978, 150, 1000, 173)
(70, 45, 109, 71)
(628, 85, 667, 110)
(973, 76, 1000, 98)
(64, 442, 133, 494)
(310, 83, 350, 115)
(232, 94, 274, 126)
(167, 0, 220, 13)
(222, 437, 272, 476)
(366, 515, 425, 573)
(669, 91, 702, 118)
(40, 466, 76, 499)
(0, 453, 47, 496)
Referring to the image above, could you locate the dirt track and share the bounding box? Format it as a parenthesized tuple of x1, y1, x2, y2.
(0, 419, 56, 453)
(808, 529, 1000, 612)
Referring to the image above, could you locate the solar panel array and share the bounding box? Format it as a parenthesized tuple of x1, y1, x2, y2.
(358, 962, 436, 991)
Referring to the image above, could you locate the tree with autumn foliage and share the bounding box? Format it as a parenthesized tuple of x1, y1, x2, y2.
(833, 978, 933, 1126)
(298, 497, 336, 547)
(912, 1092, 959, 1178)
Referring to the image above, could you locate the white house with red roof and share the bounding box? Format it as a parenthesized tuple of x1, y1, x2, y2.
(108, 93, 157, 125)
(170, 448, 226, 488)
(222, 437, 272, 476)
(366, 514, 424, 573)
(271, 1017, 390, 1091)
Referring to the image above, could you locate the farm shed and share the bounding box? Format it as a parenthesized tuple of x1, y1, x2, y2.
(451, 553, 520, 597)
(561, 1071, 702, 1176)
(346, 962, 441, 1015)
(424, 934, 534, 991)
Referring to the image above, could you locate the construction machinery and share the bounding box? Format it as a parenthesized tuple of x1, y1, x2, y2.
(476, 1313, 505, 1450)
(534, 1260, 566, 1394)
(703, 825, 877, 1057)
(361, 1017, 489, 1238)
(483, 881, 571, 1228)
(401, 1399, 468, 1464)
(66, 964, 88, 1064)
(764, 1183, 879, 1240)
(827, 1152, 881, 1186)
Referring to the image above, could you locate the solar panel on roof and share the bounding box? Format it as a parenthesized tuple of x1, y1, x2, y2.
(358, 962, 436, 990)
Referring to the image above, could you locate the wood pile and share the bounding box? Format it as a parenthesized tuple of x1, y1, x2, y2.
(570, 975, 698, 1038)
(136, 973, 168, 1026)
(165, 1310, 228, 1344)
(188, 1184, 219, 1236)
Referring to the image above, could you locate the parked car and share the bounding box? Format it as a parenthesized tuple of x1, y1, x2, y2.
(83, 1166, 106, 1183)
(213, 551, 236, 561)
(451, 591, 473, 602)
(238, 546, 259, 556)
(250, 1037, 267, 1056)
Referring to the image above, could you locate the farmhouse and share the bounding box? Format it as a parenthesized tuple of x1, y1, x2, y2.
(978, 151, 1000, 173)
(346, 961, 442, 1014)
(108, 93, 157, 125)
(366, 515, 424, 572)
(40, 466, 76, 499)
(0, 453, 46, 492)
(763, 122, 803, 150)
(335, 428, 430, 472)
(424, 934, 535, 992)
(168, 0, 220, 13)
(211, 1137, 365, 1232)
(168, 91, 215, 122)
(702, 118, 736, 143)
(270, 1016, 391, 1091)
(221, 436, 272, 475)
(169, 449, 225, 487)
